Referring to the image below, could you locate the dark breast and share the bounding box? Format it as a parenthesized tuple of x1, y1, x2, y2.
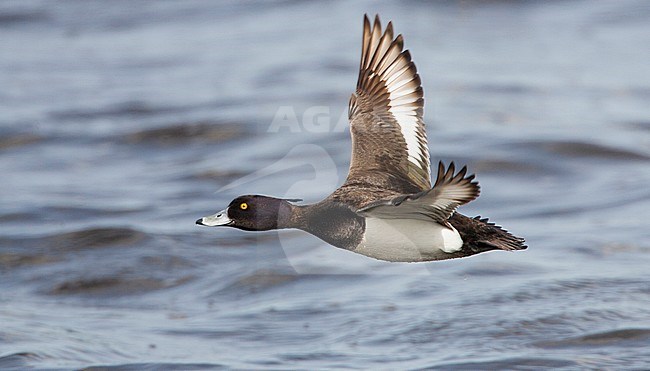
(297, 201, 366, 251)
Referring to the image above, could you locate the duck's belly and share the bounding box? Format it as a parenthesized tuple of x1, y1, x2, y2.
(354, 217, 463, 262)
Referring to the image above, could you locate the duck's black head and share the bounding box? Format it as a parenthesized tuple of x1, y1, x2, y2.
(196, 195, 300, 231)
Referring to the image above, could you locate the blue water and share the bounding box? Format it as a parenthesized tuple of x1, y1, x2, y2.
(1, 0, 650, 369)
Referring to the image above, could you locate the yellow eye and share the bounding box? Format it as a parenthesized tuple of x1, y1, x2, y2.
(240, 202, 248, 210)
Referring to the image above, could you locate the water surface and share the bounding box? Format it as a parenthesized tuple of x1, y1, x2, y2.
(1, 0, 650, 369)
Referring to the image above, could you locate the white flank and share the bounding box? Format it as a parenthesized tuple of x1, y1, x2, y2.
(355, 218, 463, 262)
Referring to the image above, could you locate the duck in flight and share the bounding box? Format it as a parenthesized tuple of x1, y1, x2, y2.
(196, 15, 526, 262)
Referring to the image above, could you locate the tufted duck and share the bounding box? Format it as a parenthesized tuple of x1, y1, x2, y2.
(197, 15, 526, 262)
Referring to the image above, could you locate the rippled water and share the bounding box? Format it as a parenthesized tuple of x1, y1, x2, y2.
(2, 0, 650, 369)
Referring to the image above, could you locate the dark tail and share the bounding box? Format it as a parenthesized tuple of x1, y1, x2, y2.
(448, 213, 527, 257)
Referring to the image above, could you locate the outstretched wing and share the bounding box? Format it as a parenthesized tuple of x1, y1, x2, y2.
(344, 14, 430, 193)
(356, 162, 480, 224)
